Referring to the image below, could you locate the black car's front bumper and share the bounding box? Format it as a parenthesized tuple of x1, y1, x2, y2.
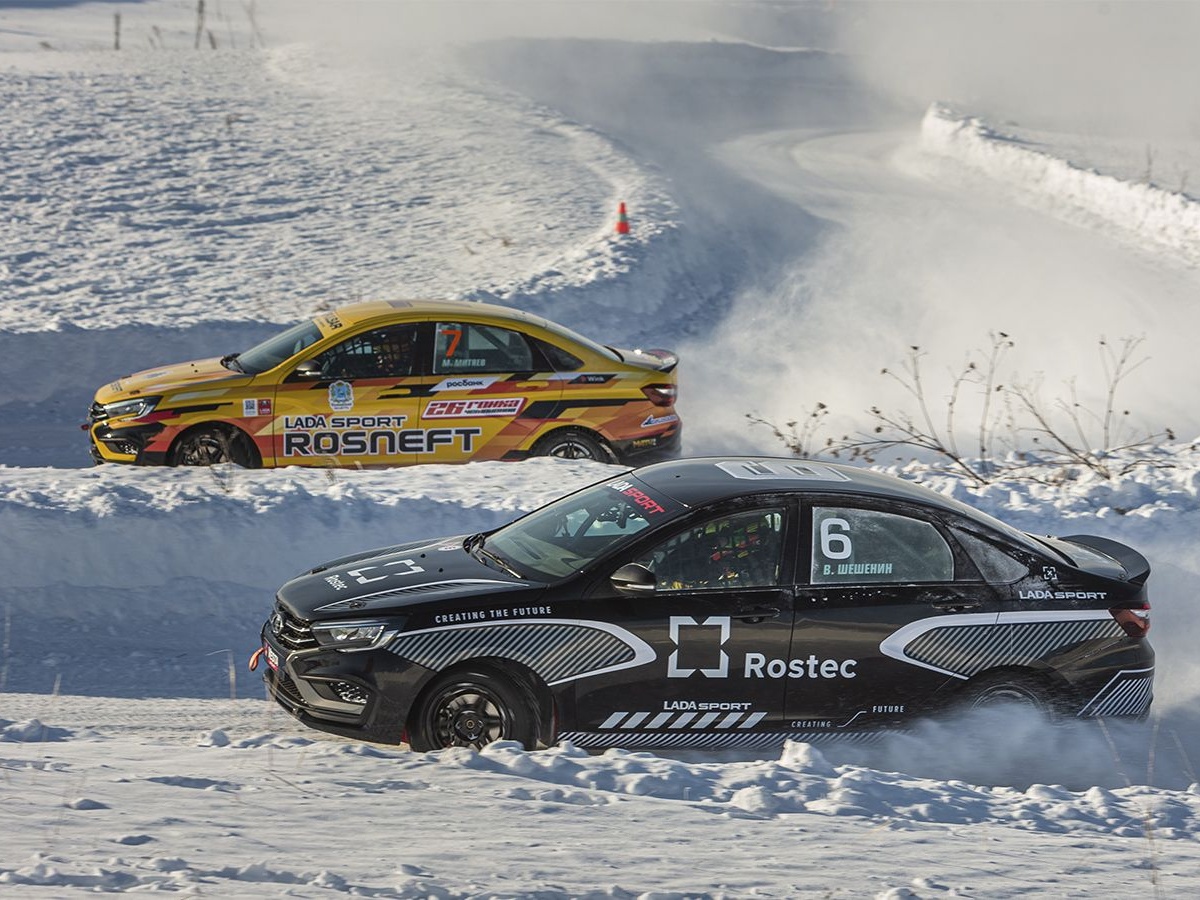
(259, 626, 431, 745)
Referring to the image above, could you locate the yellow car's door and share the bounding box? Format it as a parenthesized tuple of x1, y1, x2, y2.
(270, 322, 425, 467)
(414, 319, 564, 463)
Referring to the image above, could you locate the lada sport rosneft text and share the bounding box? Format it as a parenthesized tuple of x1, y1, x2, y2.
(252, 458, 1154, 751)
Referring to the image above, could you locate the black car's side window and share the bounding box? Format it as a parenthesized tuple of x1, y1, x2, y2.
(950, 527, 1030, 583)
(433, 322, 534, 374)
(635, 509, 785, 592)
(811, 507, 952, 584)
(314, 325, 419, 379)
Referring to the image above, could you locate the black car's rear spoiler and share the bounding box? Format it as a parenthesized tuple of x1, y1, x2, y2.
(1062, 534, 1151, 585)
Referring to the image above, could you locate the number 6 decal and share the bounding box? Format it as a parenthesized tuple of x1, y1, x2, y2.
(820, 517, 853, 560)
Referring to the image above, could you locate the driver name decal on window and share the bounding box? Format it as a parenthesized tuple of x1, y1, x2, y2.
(811, 507, 952, 584)
(434, 322, 534, 374)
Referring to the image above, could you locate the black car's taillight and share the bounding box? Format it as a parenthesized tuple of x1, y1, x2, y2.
(1110, 603, 1150, 639)
(641, 384, 677, 407)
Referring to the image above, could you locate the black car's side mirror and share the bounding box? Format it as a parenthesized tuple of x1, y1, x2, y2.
(611, 563, 656, 596)
(292, 360, 323, 380)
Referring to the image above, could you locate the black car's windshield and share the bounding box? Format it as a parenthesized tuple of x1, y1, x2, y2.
(481, 476, 682, 581)
(235, 320, 324, 375)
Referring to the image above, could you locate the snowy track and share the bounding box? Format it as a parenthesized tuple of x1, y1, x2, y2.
(3, 695, 1200, 898)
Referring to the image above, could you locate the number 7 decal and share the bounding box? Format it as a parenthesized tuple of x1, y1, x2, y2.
(440, 326, 462, 358)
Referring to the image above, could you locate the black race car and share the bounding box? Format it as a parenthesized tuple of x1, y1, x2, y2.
(253, 458, 1154, 751)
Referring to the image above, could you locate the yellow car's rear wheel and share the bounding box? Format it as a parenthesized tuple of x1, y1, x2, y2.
(531, 428, 614, 463)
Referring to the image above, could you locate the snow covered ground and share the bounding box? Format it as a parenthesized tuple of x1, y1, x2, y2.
(3, 1, 1200, 896)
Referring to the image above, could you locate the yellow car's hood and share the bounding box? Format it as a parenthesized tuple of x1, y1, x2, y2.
(95, 357, 246, 403)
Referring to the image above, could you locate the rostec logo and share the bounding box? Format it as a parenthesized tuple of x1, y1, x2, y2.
(667, 616, 730, 678)
(424, 398, 526, 418)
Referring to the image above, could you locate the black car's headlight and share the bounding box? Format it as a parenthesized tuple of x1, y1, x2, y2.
(102, 396, 161, 420)
(311, 619, 402, 652)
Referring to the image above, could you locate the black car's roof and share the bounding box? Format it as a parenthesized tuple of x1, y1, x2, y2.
(634, 458, 943, 505)
(633, 457, 1032, 541)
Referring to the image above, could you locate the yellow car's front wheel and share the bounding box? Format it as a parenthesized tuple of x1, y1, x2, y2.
(170, 425, 260, 468)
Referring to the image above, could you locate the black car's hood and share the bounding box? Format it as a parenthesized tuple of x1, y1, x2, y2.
(278, 534, 536, 620)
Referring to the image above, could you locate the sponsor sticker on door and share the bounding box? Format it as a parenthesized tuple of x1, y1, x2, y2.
(424, 398, 526, 418)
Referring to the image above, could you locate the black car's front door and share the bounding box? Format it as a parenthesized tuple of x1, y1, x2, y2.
(570, 502, 797, 749)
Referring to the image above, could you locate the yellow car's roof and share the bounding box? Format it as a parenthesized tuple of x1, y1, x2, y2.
(330, 299, 548, 330)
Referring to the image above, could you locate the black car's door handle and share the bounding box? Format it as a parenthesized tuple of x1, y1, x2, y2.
(932, 599, 982, 612)
(731, 607, 781, 623)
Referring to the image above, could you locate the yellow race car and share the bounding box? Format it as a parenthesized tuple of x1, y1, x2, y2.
(84, 300, 680, 469)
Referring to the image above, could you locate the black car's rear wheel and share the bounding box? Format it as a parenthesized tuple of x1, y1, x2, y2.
(960, 673, 1052, 715)
(410, 669, 539, 751)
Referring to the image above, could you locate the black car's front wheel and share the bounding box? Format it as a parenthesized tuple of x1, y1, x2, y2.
(410, 668, 540, 751)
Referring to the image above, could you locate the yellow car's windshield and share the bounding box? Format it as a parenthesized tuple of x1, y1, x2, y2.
(236, 321, 324, 375)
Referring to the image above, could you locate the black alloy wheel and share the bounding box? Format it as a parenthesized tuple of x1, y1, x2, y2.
(532, 429, 611, 462)
(171, 426, 253, 467)
(960, 674, 1051, 715)
(411, 669, 538, 751)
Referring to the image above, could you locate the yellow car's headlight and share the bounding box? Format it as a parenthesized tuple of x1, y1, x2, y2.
(102, 396, 160, 420)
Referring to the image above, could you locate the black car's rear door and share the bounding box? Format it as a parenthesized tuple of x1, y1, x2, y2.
(786, 500, 1009, 731)
(569, 500, 797, 748)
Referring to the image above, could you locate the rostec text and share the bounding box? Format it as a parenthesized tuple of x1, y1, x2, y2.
(744, 652, 858, 679)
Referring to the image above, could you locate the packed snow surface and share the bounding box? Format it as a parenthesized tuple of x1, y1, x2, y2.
(3, 1, 1200, 896)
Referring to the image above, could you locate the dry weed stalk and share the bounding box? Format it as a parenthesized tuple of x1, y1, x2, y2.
(749, 333, 1175, 485)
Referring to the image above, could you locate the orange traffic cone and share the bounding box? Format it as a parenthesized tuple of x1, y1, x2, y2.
(615, 201, 630, 235)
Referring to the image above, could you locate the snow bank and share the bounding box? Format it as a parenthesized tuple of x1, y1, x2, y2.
(920, 103, 1200, 263)
(0, 458, 614, 592)
(0, 41, 684, 345)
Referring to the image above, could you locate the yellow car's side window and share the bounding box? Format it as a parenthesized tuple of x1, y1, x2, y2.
(434, 322, 534, 374)
(314, 325, 419, 379)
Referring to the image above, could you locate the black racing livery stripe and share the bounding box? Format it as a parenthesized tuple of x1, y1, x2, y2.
(520, 398, 635, 420)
